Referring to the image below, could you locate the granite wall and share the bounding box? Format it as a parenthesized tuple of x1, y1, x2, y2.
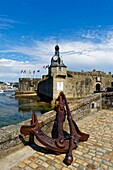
(38, 77, 53, 101)
(65, 70, 113, 98)
(17, 78, 41, 94)
(102, 92, 113, 109)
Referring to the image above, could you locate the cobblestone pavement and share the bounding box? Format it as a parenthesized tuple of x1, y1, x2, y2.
(3, 110, 113, 170)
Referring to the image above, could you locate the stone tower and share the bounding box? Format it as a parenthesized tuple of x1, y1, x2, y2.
(49, 45, 67, 76)
(38, 45, 67, 101)
(48, 45, 67, 99)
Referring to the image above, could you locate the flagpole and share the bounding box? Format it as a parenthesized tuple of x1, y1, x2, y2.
(21, 70, 23, 78)
(21, 73, 23, 78)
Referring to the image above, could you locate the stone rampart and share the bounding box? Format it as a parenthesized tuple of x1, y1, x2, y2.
(38, 77, 53, 101)
(0, 93, 102, 158)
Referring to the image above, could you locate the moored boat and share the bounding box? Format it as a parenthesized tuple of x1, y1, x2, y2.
(0, 89, 4, 93)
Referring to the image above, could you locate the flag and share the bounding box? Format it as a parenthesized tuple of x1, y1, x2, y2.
(29, 70, 31, 74)
(43, 65, 49, 69)
(33, 70, 35, 74)
(24, 70, 26, 74)
(37, 70, 40, 72)
(46, 65, 49, 68)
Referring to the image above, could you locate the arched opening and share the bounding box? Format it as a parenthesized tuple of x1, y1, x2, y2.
(111, 82, 113, 87)
(96, 83, 101, 92)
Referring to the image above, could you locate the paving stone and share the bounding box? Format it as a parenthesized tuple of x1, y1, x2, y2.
(96, 151, 103, 156)
(61, 167, 70, 170)
(89, 152, 96, 157)
(75, 150, 83, 155)
(54, 158, 61, 163)
(76, 159, 88, 166)
(24, 167, 33, 170)
(36, 165, 46, 170)
(104, 147, 113, 151)
(68, 166, 78, 170)
(42, 162, 49, 168)
(85, 164, 97, 170)
(24, 159, 31, 165)
(46, 159, 53, 165)
(29, 162, 38, 169)
(96, 148, 106, 153)
(102, 156, 110, 161)
(35, 158, 43, 164)
(37, 152, 45, 155)
(108, 167, 113, 170)
(54, 163, 62, 169)
(45, 154, 55, 160)
(83, 153, 92, 159)
(10, 167, 20, 170)
(28, 156, 37, 161)
(93, 161, 100, 167)
(89, 149, 96, 153)
(102, 160, 113, 167)
(18, 162, 26, 168)
(92, 157, 101, 163)
(73, 154, 85, 160)
(72, 162, 79, 167)
(47, 165, 56, 170)
(38, 155, 47, 161)
(101, 163, 109, 170)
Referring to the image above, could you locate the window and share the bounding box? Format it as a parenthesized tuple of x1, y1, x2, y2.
(57, 67, 62, 72)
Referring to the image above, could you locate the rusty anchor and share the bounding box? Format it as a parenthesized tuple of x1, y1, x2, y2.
(20, 91, 89, 165)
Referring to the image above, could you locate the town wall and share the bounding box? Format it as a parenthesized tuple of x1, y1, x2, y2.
(38, 77, 53, 101)
(102, 92, 113, 109)
(64, 70, 113, 99)
(17, 69, 113, 101)
(16, 78, 41, 95)
(26, 69, 113, 101)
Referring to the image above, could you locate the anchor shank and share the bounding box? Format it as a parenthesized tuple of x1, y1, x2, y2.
(55, 96, 65, 148)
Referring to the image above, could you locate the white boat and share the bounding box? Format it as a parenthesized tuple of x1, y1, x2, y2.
(0, 89, 4, 93)
(3, 86, 16, 92)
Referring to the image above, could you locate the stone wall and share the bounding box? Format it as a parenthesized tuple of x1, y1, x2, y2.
(0, 93, 102, 158)
(18, 78, 41, 93)
(17, 69, 113, 101)
(102, 92, 113, 109)
(37, 69, 113, 101)
(65, 70, 113, 98)
(38, 77, 53, 101)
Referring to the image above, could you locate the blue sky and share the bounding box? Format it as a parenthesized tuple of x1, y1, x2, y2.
(0, 0, 113, 82)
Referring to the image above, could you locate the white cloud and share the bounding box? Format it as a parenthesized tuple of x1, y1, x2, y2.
(0, 58, 48, 82)
(0, 17, 18, 23)
(1, 28, 113, 82)
(0, 16, 20, 30)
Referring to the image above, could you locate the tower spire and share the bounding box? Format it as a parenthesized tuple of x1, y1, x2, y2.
(55, 45, 59, 56)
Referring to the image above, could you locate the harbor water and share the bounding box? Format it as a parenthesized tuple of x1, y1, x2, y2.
(0, 92, 52, 128)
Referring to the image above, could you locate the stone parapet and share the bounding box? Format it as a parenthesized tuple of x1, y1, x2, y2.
(102, 92, 113, 109)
